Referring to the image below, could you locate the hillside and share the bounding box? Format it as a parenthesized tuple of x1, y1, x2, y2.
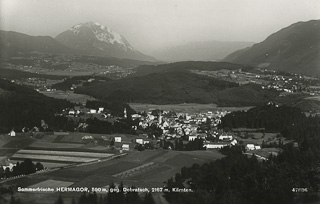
(151, 41, 254, 62)
(75, 70, 279, 106)
(132, 61, 253, 77)
(0, 78, 72, 133)
(224, 20, 320, 76)
(0, 30, 80, 58)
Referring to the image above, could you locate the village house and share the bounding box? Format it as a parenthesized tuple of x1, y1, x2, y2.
(122, 144, 130, 151)
(136, 138, 144, 144)
(0, 157, 15, 171)
(98, 107, 104, 113)
(204, 142, 229, 149)
(246, 144, 255, 151)
(255, 145, 261, 150)
(219, 135, 233, 141)
(89, 109, 97, 114)
(114, 137, 122, 143)
(8, 130, 16, 137)
(188, 135, 198, 141)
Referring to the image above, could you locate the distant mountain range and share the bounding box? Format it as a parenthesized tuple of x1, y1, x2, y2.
(0, 22, 157, 62)
(55, 22, 156, 62)
(0, 30, 78, 57)
(1, 20, 319, 76)
(151, 41, 254, 62)
(224, 20, 320, 76)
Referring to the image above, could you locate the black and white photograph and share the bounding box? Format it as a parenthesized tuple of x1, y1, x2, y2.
(0, 0, 320, 203)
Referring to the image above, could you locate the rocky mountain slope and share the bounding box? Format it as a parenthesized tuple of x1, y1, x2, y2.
(224, 20, 320, 76)
(55, 22, 156, 61)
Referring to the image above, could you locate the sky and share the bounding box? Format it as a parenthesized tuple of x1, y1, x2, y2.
(1, 0, 319, 54)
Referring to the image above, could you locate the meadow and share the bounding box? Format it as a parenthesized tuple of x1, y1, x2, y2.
(2, 149, 224, 204)
(130, 103, 253, 113)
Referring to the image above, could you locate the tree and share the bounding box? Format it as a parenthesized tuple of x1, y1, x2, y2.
(0, 166, 3, 178)
(20, 159, 36, 175)
(143, 192, 155, 204)
(71, 197, 76, 204)
(125, 186, 141, 204)
(115, 182, 125, 204)
(107, 182, 117, 204)
(35, 162, 44, 171)
(54, 194, 64, 204)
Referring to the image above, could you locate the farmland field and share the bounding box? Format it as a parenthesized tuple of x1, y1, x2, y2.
(11, 160, 70, 168)
(0, 135, 35, 157)
(2, 148, 224, 204)
(10, 149, 114, 168)
(11, 153, 99, 163)
(29, 140, 84, 149)
(130, 103, 253, 113)
(40, 90, 96, 104)
(16, 149, 113, 158)
(28, 179, 74, 189)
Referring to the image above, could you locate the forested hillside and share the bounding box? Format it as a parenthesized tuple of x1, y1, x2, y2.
(0, 78, 72, 133)
(75, 70, 278, 106)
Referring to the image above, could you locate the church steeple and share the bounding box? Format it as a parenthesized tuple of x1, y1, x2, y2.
(124, 107, 127, 118)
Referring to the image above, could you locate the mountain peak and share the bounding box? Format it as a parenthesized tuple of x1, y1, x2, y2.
(68, 21, 133, 51)
(55, 22, 156, 61)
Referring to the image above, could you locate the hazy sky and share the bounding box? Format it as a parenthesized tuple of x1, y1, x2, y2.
(1, 0, 319, 54)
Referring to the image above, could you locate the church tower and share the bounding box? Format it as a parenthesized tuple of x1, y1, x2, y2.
(124, 107, 127, 118)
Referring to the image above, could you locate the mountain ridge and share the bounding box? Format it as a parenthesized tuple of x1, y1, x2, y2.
(0, 30, 81, 57)
(224, 20, 320, 76)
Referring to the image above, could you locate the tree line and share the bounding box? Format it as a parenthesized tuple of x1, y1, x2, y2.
(0, 159, 43, 179)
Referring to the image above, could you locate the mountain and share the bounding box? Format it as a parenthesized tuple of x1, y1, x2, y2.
(131, 61, 253, 77)
(0, 30, 79, 58)
(151, 41, 254, 62)
(55, 22, 156, 62)
(224, 20, 320, 76)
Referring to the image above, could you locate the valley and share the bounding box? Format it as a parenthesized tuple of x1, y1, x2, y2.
(0, 16, 320, 204)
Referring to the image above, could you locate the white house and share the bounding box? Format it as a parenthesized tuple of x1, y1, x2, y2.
(188, 135, 197, 141)
(114, 137, 122, 143)
(204, 143, 229, 149)
(131, 114, 142, 119)
(98, 107, 104, 113)
(8, 130, 16, 137)
(90, 109, 97, 114)
(246, 144, 255, 151)
(82, 135, 94, 140)
(2, 163, 15, 171)
(122, 144, 130, 151)
(136, 139, 144, 144)
(255, 145, 261, 150)
(219, 135, 233, 140)
(230, 139, 238, 146)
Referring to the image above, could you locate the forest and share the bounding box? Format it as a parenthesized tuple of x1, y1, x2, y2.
(0, 78, 73, 133)
(51, 76, 109, 91)
(0, 159, 43, 179)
